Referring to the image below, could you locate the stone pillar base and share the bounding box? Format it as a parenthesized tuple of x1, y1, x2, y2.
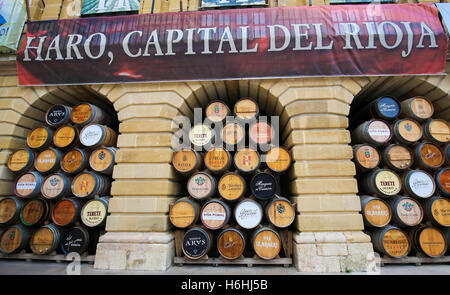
(94, 232, 174, 271)
(293, 231, 373, 273)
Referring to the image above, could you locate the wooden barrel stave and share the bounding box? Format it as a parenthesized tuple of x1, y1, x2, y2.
(0, 196, 24, 226)
(218, 172, 246, 201)
(27, 126, 54, 150)
(46, 104, 72, 127)
(80, 196, 109, 228)
(14, 171, 44, 199)
(20, 197, 50, 227)
(217, 228, 246, 260)
(234, 147, 260, 174)
(41, 173, 72, 200)
(370, 225, 411, 258)
(182, 227, 213, 260)
(360, 195, 391, 228)
(7, 148, 36, 173)
(169, 197, 199, 229)
(60, 148, 90, 174)
(35, 148, 63, 174)
(60, 226, 91, 254)
(30, 223, 63, 255)
(89, 147, 117, 175)
(251, 227, 281, 260)
(200, 199, 231, 230)
(187, 171, 217, 200)
(0, 224, 31, 254)
(388, 195, 423, 227)
(265, 196, 295, 228)
(51, 198, 82, 227)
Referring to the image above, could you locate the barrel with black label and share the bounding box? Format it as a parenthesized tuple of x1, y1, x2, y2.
(53, 125, 80, 150)
(187, 171, 216, 200)
(391, 118, 423, 145)
(27, 126, 54, 150)
(205, 100, 231, 123)
(435, 168, 450, 197)
(71, 171, 110, 199)
(89, 147, 117, 175)
(169, 197, 200, 229)
(358, 169, 401, 198)
(233, 98, 259, 123)
(218, 172, 246, 202)
(204, 147, 232, 174)
(7, 148, 36, 173)
(422, 119, 449, 144)
(265, 146, 292, 174)
(265, 196, 295, 228)
(0, 224, 31, 254)
(46, 104, 72, 127)
(250, 172, 277, 201)
(388, 195, 423, 228)
(413, 142, 444, 170)
(80, 124, 117, 149)
(221, 122, 245, 148)
(172, 148, 203, 175)
(60, 226, 92, 254)
(400, 96, 434, 122)
(34, 148, 63, 174)
(401, 170, 435, 199)
(71, 103, 110, 126)
(234, 198, 263, 229)
(60, 148, 90, 175)
(249, 121, 273, 146)
(51, 198, 82, 227)
(360, 195, 391, 228)
(189, 124, 215, 150)
(370, 225, 411, 258)
(381, 144, 413, 172)
(353, 144, 380, 173)
(80, 197, 109, 228)
(217, 228, 246, 260)
(30, 223, 63, 255)
(182, 227, 213, 260)
(252, 227, 281, 260)
(0, 196, 23, 226)
(423, 196, 450, 227)
(20, 197, 51, 227)
(200, 199, 231, 230)
(234, 147, 260, 174)
(14, 171, 44, 199)
(351, 120, 392, 147)
(409, 225, 447, 258)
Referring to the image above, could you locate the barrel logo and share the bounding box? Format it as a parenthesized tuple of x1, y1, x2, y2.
(402, 201, 414, 212)
(277, 204, 285, 214)
(98, 151, 106, 160)
(8, 231, 15, 240)
(49, 177, 60, 187)
(405, 123, 412, 132)
(80, 180, 89, 192)
(214, 106, 220, 113)
(364, 149, 371, 158)
(195, 176, 206, 186)
(243, 155, 251, 166)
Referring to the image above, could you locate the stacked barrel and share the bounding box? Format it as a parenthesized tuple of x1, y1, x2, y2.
(170, 98, 294, 261)
(350, 96, 449, 259)
(1, 103, 116, 256)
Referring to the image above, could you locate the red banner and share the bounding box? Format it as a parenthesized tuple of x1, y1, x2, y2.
(17, 4, 448, 85)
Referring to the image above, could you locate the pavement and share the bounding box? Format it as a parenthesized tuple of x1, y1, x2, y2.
(0, 259, 449, 275)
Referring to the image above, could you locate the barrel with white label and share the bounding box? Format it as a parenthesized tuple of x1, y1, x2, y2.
(371, 225, 411, 258)
(413, 142, 444, 170)
(204, 147, 232, 174)
(60, 226, 92, 254)
(234, 198, 263, 229)
(27, 126, 54, 150)
(381, 144, 413, 172)
(7, 148, 36, 173)
(200, 199, 230, 230)
(80, 124, 117, 149)
(252, 227, 281, 260)
(360, 195, 391, 228)
(14, 171, 44, 199)
(89, 147, 117, 175)
(401, 170, 435, 199)
(249, 121, 273, 145)
(422, 119, 450, 144)
(351, 120, 392, 147)
(60, 148, 90, 174)
(265, 196, 295, 228)
(250, 172, 278, 201)
(34, 148, 63, 174)
(391, 118, 423, 145)
(20, 197, 50, 227)
(0, 197, 23, 226)
(423, 196, 450, 227)
(353, 144, 380, 173)
(182, 227, 213, 260)
(388, 195, 423, 227)
(221, 122, 245, 147)
(187, 171, 216, 200)
(80, 197, 109, 228)
(234, 147, 260, 174)
(400, 96, 434, 122)
(41, 173, 72, 200)
(233, 98, 259, 123)
(409, 225, 447, 258)
(53, 125, 80, 150)
(435, 168, 450, 197)
(46, 104, 72, 127)
(218, 172, 246, 202)
(172, 148, 203, 175)
(359, 169, 401, 198)
(217, 228, 246, 260)
(265, 146, 292, 174)
(169, 197, 200, 229)
(189, 124, 214, 149)
(0, 224, 31, 254)
(205, 100, 231, 123)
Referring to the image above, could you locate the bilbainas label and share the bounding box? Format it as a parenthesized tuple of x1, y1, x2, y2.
(202, 212, 226, 221)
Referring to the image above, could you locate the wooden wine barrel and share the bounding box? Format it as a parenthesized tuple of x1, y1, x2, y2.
(401, 170, 435, 199)
(189, 124, 215, 149)
(234, 198, 263, 229)
(200, 199, 231, 230)
(351, 120, 392, 147)
(409, 225, 447, 258)
(187, 171, 216, 200)
(51, 198, 81, 227)
(423, 196, 450, 227)
(27, 126, 54, 150)
(400, 96, 434, 122)
(60, 226, 91, 254)
(0, 197, 23, 226)
(71, 171, 110, 199)
(34, 148, 63, 174)
(353, 144, 380, 172)
(53, 125, 79, 150)
(205, 100, 231, 123)
(249, 121, 273, 145)
(234, 147, 260, 174)
(172, 148, 202, 175)
(265, 196, 295, 228)
(71, 103, 110, 126)
(445, 144, 450, 166)
(413, 142, 444, 170)
(265, 146, 292, 173)
(252, 227, 281, 260)
(221, 122, 245, 147)
(20, 197, 50, 227)
(218, 172, 246, 201)
(444, 228, 450, 254)
(370, 225, 411, 258)
(14, 171, 44, 199)
(435, 168, 450, 197)
(381, 144, 413, 172)
(168, 197, 200, 229)
(422, 119, 450, 144)
(79, 124, 117, 148)
(60, 148, 90, 174)
(250, 172, 278, 201)
(370, 96, 402, 121)
(89, 147, 117, 175)
(30, 223, 63, 255)
(360, 195, 391, 228)
(217, 228, 246, 260)
(388, 195, 423, 227)
(45, 104, 73, 127)
(359, 169, 401, 198)
(391, 118, 423, 145)
(0, 224, 31, 254)
(80, 197, 109, 228)
(41, 173, 72, 200)
(182, 227, 213, 260)
(204, 147, 232, 174)
(7, 148, 36, 173)
(234, 98, 259, 122)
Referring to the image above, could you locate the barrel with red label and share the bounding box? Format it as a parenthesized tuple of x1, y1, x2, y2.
(233, 98, 259, 123)
(234, 147, 260, 174)
(249, 121, 273, 146)
(353, 144, 380, 173)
